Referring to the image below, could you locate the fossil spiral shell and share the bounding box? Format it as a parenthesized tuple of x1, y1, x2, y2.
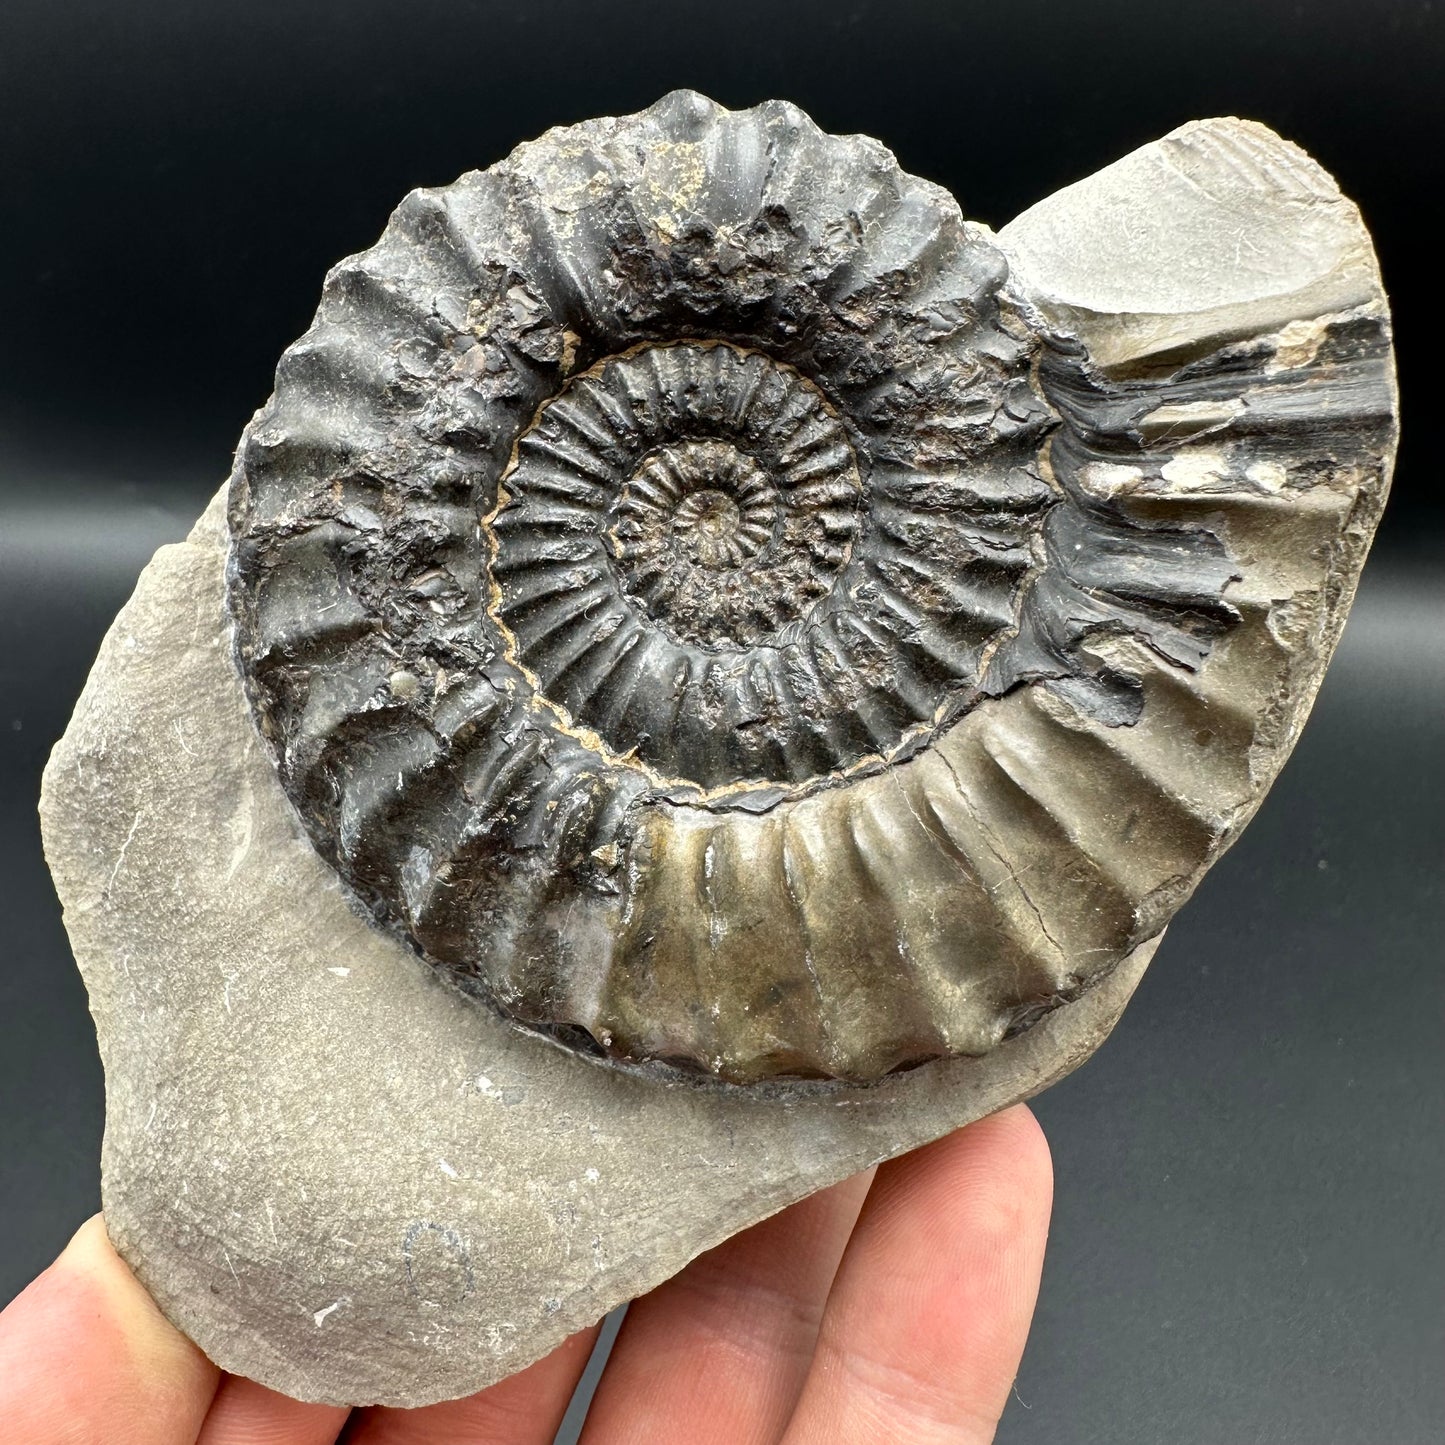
(227, 92, 1396, 1084)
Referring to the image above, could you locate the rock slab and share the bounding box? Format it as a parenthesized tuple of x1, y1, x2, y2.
(40, 106, 1395, 1407)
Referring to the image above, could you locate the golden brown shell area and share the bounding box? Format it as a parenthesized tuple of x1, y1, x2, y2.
(225, 92, 1394, 1084)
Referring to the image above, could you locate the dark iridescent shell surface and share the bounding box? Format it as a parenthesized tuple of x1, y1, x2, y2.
(227, 93, 1395, 1084)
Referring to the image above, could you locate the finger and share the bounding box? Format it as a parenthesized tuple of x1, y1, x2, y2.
(339, 1323, 600, 1445)
(579, 1167, 875, 1445)
(195, 1375, 351, 1444)
(0, 1213, 221, 1444)
(782, 1105, 1053, 1445)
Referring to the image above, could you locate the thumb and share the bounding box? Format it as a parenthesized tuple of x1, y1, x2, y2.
(0, 1214, 220, 1443)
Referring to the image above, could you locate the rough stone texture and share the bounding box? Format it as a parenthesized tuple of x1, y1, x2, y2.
(224, 96, 1396, 1087)
(43, 492, 1156, 1405)
(996, 117, 1385, 370)
(40, 102, 1396, 1406)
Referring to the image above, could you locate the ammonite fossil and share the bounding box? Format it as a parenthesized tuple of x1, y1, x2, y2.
(228, 91, 1396, 1086)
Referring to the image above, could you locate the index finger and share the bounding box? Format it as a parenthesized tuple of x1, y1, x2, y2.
(781, 1105, 1054, 1445)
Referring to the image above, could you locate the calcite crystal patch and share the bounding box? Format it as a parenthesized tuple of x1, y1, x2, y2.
(41, 93, 1396, 1405)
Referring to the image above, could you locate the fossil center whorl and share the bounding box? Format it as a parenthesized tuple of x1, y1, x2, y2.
(488, 341, 873, 792)
(588, 346, 858, 650)
(657, 464, 759, 569)
(615, 443, 783, 634)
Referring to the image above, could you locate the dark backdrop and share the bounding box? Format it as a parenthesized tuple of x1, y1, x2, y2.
(1, 3, 1440, 1442)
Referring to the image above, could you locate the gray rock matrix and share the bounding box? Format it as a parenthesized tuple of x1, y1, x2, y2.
(41, 94, 1395, 1405)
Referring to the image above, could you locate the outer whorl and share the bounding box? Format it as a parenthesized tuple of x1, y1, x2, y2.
(227, 92, 1396, 1084)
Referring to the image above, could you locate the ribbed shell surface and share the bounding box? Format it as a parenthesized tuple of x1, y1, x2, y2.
(227, 93, 1396, 1083)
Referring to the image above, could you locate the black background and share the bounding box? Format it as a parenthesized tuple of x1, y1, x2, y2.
(1, 2, 1440, 1441)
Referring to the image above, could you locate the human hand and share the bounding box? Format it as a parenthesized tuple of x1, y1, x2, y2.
(0, 1104, 1051, 1444)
